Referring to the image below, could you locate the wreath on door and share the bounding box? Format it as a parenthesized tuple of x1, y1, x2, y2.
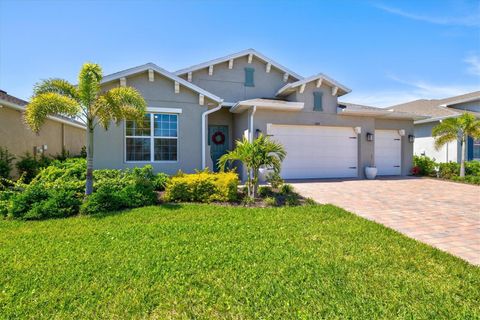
(212, 131, 226, 145)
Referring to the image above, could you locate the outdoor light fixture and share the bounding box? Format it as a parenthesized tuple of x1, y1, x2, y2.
(366, 132, 374, 141)
(408, 134, 415, 143)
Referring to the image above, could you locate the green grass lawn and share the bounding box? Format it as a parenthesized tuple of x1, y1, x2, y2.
(1, 204, 478, 319)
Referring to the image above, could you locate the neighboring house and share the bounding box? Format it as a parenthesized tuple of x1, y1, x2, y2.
(0, 90, 86, 175)
(390, 91, 480, 163)
(94, 49, 424, 179)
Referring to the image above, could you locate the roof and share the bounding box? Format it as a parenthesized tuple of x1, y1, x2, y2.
(276, 73, 351, 97)
(101, 63, 223, 103)
(338, 101, 429, 120)
(230, 98, 304, 113)
(389, 91, 480, 117)
(174, 48, 303, 80)
(0, 90, 86, 129)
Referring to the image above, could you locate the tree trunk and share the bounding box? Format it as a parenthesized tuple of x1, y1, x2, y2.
(252, 168, 259, 198)
(85, 122, 94, 196)
(460, 136, 466, 178)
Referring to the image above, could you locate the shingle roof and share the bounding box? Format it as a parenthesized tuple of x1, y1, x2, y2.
(0, 89, 28, 106)
(388, 91, 480, 117)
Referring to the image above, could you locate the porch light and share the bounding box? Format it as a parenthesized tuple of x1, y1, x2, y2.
(408, 134, 415, 143)
(366, 133, 374, 141)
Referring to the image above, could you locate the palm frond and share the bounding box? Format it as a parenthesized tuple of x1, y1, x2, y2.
(33, 78, 79, 102)
(93, 87, 147, 129)
(78, 63, 102, 108)
(25, 92, 81, 132)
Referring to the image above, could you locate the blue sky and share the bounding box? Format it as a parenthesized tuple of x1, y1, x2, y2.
(0, 0, 479, 107)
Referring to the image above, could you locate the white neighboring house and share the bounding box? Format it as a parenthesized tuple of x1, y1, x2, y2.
(390, 91, 480, 163)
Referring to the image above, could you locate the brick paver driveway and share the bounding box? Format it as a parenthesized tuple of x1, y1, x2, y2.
(292, 177, 479, 265)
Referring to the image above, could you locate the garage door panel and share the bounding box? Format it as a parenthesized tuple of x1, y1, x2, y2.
(269, 125, 358, 179)
(375, 130, 401, 176)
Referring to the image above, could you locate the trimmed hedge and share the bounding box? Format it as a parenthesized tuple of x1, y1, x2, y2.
(164, 170, 238, 203)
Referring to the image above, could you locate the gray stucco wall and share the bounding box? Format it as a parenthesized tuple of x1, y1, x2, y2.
(94, 71, 215, 175)
(181, 55, 296, 102)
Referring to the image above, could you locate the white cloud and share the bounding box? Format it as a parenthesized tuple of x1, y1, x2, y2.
(374, 4, 480, 27)
(344, 76, 479, 108)
(465, 55, 480, 76)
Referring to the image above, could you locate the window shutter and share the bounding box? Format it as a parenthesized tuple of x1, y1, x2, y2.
(244, 68, 255, 87)
(313, 92, 323, 111)
(467, 136, 474, 161)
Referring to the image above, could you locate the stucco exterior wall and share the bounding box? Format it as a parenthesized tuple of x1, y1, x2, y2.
(0, 106, 85, 176)
(414, 122, 459, 163)
(449, 99, 480, 112)
(182, 56, 296, 102)
(94, 71, 214, 175)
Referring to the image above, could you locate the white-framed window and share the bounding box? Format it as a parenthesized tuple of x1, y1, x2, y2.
(125, 113, 178, 162)
(474, 138, 480, 160)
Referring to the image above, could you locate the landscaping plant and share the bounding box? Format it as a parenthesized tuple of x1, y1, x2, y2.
(219, 134, 286, 198)
(432, 113, 480, 177)
(0, 147, 15, 180)
(24, 63, 147, 195)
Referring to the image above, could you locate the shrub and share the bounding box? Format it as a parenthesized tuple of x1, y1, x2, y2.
(450, 175, 480, 185)
(280, 184, 294, 195)
(305, 198, 317, 206)
(164, 170, 238, 203)
(153, 173, 169, 191)
(264, 196, 277, 207)
(285, 194, 300, 206)
(438, 162, 460, 179)
(8, 183, 50, 219)
(412, 156, 437, 176)
(23, 189, 82, 220)
(266, 171, 284, 189)
(466, 161, 480, 176)
(258, 186, 273, 198)
(80, 183, 124, 215)
(0, 147, 15, 179)
(16, 153, 52, 183)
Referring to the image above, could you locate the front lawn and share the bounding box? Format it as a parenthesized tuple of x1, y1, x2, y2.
(1, 204, 478, 319)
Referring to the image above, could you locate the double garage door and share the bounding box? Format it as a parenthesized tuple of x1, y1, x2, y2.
(268, 124, 401, 179)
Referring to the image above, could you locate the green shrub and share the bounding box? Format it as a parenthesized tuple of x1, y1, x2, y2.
(280, 184, 294, 195)
(413, 156, 437, 176)
(8, 184, 50, 219)
(80, 183, 125, 215)
(153, 173, 169, 191)
(285, 194, 300, 206)
(0, 147, 15, 179)
(15, 153, 52, 183)
(466, 161, 480, 176)
(266, 171, 284, 189)
(305, 198, 317, 205)
(264, 196, 277, 207)
(258, 186, 273, 198)
(23, 189, 82, 220)
(164, 170, 238, 203)
(451, 175, 480, 185)
(438, 162, 460, 179)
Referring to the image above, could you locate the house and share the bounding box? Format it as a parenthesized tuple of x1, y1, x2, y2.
(94, 49, 424, 179)
(0, 90, 86, 174)
(390, 91, 480, 163)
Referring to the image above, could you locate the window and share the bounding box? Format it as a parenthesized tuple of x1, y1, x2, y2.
(474, 138, 480, 160)
(313, 91, 323, 111)
(125, 113, 178, 162)
(244, 67, 255, 87)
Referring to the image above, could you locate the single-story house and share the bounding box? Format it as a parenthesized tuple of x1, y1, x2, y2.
(390, 91, 480, 163)
(0, 90, 86, 175)
(94, 49, 425, 179)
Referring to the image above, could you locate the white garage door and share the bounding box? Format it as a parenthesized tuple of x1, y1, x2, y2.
(375, 130, 401, 175)
(268, 124, 358, 179)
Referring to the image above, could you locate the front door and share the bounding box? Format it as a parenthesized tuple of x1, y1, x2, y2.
(208, 125, 229, 172)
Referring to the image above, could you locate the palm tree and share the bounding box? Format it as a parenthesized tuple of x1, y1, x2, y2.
(25, 63, 147, 195)
(219, 134, 286, 198)
(432, 113, 480, 177)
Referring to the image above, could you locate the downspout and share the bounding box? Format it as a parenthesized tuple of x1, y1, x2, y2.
(201, 100, 224, 169)
(249, 105, 257, 142)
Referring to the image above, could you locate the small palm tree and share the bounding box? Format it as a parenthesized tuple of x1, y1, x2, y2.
(219, 134, 286, 198)
(25, 63, 147, 195)
(432, 113, 480, 177)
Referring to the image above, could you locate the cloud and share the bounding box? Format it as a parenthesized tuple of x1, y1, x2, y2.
(465, 54, 480, 75)
(374, 4, 480, 27)
(344, 76, 479, 108)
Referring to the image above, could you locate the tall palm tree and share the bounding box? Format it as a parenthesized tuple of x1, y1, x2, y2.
(219, 134, 286, 198)
(432, 113, 480, 177)
(25, 63, 147, 195)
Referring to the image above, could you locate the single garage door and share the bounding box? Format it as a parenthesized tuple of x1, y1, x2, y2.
(268, 124, 358, 179)
(375, 130, 401, 175)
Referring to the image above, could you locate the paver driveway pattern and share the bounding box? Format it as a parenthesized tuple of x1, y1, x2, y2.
(291, 177, 479, 265)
